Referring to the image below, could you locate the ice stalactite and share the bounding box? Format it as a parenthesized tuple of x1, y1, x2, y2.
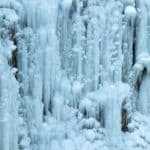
(0, 74, 9, 150)
(15, 0, 66, 149)
(134, 0, 150, 115)
(95, 1, 128, 141)
(0, 6, 19, 150)
(17, 0, 60, 115)
(57, 0, 85, 109)
(56, 1, 130, 145)
(85, 1, 104, 91)
(136, 0, 148, 59)
(0, 71, 18, 150)
(122, 4, 136, 82)
(57, 0, 72, 72)
(104, 83, 129, 144)
(121, 2, 137, 130)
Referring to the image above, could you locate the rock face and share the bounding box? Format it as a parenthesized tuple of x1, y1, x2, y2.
(0, 0, 150, 150)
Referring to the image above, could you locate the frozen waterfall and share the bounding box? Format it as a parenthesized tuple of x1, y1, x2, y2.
(0, 0, 150, 150)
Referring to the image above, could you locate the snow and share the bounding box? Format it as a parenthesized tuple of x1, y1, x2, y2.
(79, 118, 100, 130)
(136, 53, 150, 73)
(125, 6, 136, 18)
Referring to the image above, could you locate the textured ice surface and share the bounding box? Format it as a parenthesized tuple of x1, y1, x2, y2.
(0, 0, 150, 150)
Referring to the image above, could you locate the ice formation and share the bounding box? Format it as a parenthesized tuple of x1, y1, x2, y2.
(0, 0, 150, 150)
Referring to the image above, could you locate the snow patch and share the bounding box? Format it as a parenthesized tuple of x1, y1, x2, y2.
(125, 6, 136, 18)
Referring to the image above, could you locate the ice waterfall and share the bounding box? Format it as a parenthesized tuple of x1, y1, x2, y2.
(0, 0, 150, 150)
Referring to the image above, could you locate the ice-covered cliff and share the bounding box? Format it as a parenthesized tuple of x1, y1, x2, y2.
(0, 0, 150, 150)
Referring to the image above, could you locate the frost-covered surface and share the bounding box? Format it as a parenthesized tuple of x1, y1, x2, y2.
(0, 0, 150, 150)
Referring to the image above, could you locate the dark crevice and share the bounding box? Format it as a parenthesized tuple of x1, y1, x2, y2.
(121, 100, 129, 132)
(121, 108, 128, 132)
(48, 97, 53, 114)
(69, 0, 77, 19)
(132, 18, 137, 66)
(96, 103, 105, 127)
(99, 107, 105, 127)
(83, 108, 87, 117)
(80, 0, 88, 15)
(136, 67, 147, 92)
(11, 50, 18, 67)
(42, 89, 47, 117)
(8, 26, 18, 79)
(84, 20, 88, 38)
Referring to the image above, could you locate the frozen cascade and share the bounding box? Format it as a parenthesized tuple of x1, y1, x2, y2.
(1, 0, 150, 150)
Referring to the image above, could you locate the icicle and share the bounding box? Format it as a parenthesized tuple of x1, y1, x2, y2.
(122, 4, 136, 81)
(104, 83, 130, 145)
(136, 0, 148, 59)
(0, 75, 9, 150)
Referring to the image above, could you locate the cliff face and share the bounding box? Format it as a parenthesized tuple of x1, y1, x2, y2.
(0, 0, 150, 150)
